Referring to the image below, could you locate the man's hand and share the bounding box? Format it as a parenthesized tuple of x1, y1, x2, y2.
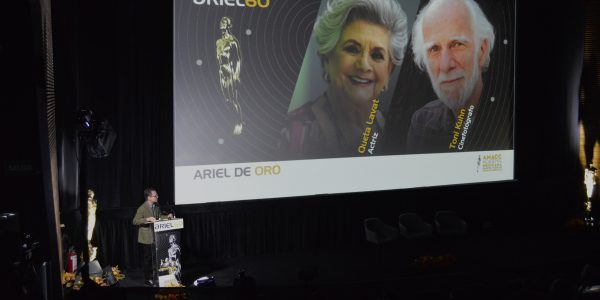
(167, 213, 174, 219)
(146, 217, 156, 222)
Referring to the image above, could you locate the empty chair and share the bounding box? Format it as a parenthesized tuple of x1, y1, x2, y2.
(398, 213, 433, 239)
(434, 210, 467, 237)
(363, 217, 398, 245)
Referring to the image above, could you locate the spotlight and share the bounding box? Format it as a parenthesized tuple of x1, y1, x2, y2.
(77, 110, 95, 131)
(86, 120, 117, 158)
(193, 275, 215, 287)
(75, 109, 117, 158)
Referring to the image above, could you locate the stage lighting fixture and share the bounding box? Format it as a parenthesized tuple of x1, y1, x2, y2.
(85, 120, 117, 158)
(75, 109, 117, 158)
(193, 275, 215, 287)
(77, 109, 95, 131)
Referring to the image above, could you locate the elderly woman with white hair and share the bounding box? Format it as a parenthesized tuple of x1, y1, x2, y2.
(280, 0, 408, 158)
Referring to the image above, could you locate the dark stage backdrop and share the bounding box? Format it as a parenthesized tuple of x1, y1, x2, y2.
(94, 186, 509, 269)
(52, 0, 584, 269)
(53, 0, 174, 212)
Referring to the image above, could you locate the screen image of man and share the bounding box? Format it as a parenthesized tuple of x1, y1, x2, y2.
(406, 0, 510, 153)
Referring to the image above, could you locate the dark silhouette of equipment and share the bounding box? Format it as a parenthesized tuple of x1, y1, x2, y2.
(76, 109, 117, 158)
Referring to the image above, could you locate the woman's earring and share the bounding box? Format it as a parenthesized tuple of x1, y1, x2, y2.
(323, 72, 330, 83)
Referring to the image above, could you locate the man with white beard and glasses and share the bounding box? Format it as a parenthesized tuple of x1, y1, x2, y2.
(406, 0, 508, 153)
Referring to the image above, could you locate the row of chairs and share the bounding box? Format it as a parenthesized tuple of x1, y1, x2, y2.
(364, 211, 467, 245)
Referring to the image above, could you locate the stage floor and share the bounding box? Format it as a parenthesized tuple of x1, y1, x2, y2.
(95, 227, 600, 299)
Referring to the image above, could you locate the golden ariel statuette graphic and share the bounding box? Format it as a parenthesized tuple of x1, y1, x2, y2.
(87, 189, 98, 262)
(216, 16, 244, 135)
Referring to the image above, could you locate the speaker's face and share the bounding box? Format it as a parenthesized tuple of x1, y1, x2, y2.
(148, 192, 158, 204)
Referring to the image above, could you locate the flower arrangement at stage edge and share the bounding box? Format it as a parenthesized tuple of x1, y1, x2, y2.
(112, 265, 126, 281)
(62, 265, 125, 289)
(62, 272, 83, 290)
(62, 271, 74, 285)
(90, 275, 108, 287)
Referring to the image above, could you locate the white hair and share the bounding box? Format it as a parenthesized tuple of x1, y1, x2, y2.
(313, 0, 408, 66)
(412, 0, 495, 71)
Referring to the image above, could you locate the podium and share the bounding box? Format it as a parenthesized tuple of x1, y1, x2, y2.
(152, 218, 184, 287)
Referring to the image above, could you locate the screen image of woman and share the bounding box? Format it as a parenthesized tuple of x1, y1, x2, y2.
(280, 0, 408, 159)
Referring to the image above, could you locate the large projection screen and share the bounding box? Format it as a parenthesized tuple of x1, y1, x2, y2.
(174, 0, 515, 204)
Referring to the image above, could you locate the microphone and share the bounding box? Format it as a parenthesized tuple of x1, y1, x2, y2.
(165, 201, 176, 218)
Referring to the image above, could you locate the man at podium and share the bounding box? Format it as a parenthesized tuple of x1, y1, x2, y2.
(132, 187, 172, 286)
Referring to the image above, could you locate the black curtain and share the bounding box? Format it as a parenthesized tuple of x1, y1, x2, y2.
(54, 0, 173, 211)
(94, 197, 372, 270)
(92, 186, 510, 270)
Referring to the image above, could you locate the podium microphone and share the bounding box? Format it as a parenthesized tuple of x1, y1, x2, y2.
(165, 201, 176, 218)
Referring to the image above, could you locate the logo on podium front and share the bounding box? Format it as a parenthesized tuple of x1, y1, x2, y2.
(154, 218, 184, 232)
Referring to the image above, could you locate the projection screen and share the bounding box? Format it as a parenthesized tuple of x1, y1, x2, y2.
(174, 0, 515, 204)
